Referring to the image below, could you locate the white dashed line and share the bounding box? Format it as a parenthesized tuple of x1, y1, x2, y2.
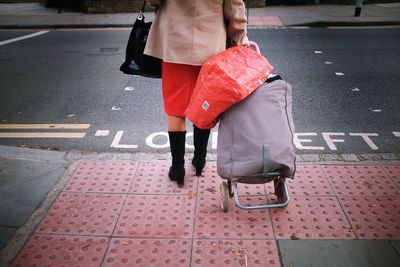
(314, 51, 323, 54)
(112, 106, 122, 111)
(369, 109, 382, 112)
(335, 72, 345, 76)
(351, 87, 360, 92)
(325, 61, 333, 64)
(95, 130, 110, 136)
(124, 87, 135, 91)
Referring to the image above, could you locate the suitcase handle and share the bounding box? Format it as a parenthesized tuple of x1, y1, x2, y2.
(248, 41, 260, 54)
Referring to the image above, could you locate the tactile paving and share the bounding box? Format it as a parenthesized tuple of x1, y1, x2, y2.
(271, 196, 355, 239)
(114, 195, 195, 238)
(191, 239, 281, 267)
(322, 165, 399, 196)
(12, 234, 108, 267)
(103, 238, 191, 266)
(195, 195, 274, 239)
(382, 165, 400, 188)
(129, 162, 198, 194)
(64, 161, 138, 193)
(37, 192, 125, 236)
(198, 162, 267, 196)
(339, 196, 400, 239)
(286, 165, 334, 196)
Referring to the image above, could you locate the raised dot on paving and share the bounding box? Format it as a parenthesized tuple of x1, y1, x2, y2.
(322, 165, 399, 196)
(271, 196, 355, 239)
(11, 234, 108, 267)
(194, 195, 273, 239)
(36, 192, 125, 236)
(114, 195, 195, 238)
(339, 196, 400, 239)
(191, 239, 281, 267)
(103, 238, 191, 267)
(382, 165, 400, 188)
(64, 161, 138, 193)
(286, 165, 335, 196)
(129, 162, 198, 194)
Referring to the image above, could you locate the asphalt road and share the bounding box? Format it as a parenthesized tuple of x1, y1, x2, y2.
(0, 27, 399, 154)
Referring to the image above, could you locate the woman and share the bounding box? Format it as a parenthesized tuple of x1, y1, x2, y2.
(144, 0, 249, 187)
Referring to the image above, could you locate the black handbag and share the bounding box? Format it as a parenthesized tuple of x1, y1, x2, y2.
(119, 0, 161, 78)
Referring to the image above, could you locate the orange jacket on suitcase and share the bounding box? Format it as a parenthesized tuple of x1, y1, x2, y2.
(185, 44, 273, 129)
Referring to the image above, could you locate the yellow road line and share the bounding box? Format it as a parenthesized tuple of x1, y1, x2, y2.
(0, 124, 90, 129)
(0, 133, 86, 138)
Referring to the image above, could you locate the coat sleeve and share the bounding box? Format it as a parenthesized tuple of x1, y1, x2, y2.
(223, 0, 249, 46)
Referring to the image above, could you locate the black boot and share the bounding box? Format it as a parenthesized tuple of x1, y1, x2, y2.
(168, 131, 186, 187)
(192, 125, 210, 176)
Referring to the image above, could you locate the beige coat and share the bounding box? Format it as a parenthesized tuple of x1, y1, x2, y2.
(144, 0, 249, 66)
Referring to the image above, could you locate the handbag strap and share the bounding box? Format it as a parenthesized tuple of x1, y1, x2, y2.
(140, 0, 146, 13)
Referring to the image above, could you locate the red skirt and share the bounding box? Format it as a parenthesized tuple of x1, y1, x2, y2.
(162, 61, 201, 117)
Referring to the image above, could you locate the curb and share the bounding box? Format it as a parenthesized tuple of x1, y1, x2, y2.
(292, 20, 400, 27)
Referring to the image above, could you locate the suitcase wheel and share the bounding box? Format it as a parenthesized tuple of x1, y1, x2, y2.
(220, 181, 230, 212)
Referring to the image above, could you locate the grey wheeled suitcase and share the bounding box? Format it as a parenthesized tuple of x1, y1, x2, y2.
(216, 76, 296, 211)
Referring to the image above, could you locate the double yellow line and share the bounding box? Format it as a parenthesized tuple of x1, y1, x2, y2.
(0, 124, 90, 138)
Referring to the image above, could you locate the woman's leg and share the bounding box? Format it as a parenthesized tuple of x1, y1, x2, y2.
(168, 116, 186, 131)
(167, 115, 186, 187)
(192, 125, 210, 176)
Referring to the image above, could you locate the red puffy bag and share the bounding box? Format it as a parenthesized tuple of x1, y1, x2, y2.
(185, 42, 273, 129)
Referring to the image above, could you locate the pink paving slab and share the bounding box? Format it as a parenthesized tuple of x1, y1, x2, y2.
(382, 165, 400, 188)
(64, 161, 138, 193)
(198, 162, 267, 196)
(114, 195, 196, 238)
(11, 234, 109, 267)
(287, 165, 335, 196)
(36, 192, 125, 236)
(339, 196, 400, 239)
(191, 239, 281, 267)
(271, 196, 356, 239)
(194, 195, 274, 239)
(248, 16, 283, 26)
(129, 162, 198, 194)
(322, 165, 399, 196)
(103, 238, 191, 267)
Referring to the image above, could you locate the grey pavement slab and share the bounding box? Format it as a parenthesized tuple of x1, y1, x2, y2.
(0, 226, 16, 250)
(279, 240, 400, 267)
(0, 157, 65, 227)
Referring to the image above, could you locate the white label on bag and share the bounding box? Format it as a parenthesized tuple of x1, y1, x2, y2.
(202, 101, 209, 110)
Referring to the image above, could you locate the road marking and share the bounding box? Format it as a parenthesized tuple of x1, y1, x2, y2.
(314, 51, 322, 54)
(145, 132, 169, 149)
(95, 130, 110, 136)
(352, 87, 360, 92)
(111, 131, 138, 148)
(0, 31, 49, 46)
(0, 132, 86, 138)
(369, 108, 382, 112)
(294, 133, 325, 150)
(393, 132, 400, 137)
(112, 106, 122, 111)
(0, 124, 90, 129)
(335, 72, 345, 76)
(325, 61, 333, 65)
(349, 133, 379, 150)
(322, 132, 345, 150)
(125, 87, 134, 91)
